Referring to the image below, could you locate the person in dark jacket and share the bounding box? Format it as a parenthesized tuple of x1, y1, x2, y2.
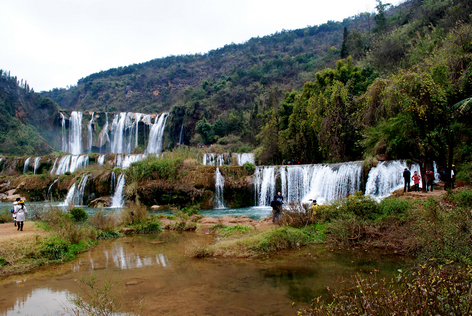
(270, 195, 282, 223)
(403, 168, 411, 192)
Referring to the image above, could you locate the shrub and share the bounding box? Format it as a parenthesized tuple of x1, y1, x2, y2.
(180, 204, 200, 216)
(342, 192, 379, 220)
(134, 218, 163, 234)
(455, 171, 471, 184)
(40, 236, 69, 260)
(0, 208, 13, 223)
(444, 189, 472, 207)
(279, 202, 317, 228)
(378, 197, 410, 216)
(89, 210, 117, 231)
(69, 207, 88, 222)
(243, 162, 255, 172)
(97, 230, 123, 240)
(299, 265, 472, 315)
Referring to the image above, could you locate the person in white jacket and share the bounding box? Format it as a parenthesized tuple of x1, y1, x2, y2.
(12, 201, 18, 227)
(14, 200, 27, 231)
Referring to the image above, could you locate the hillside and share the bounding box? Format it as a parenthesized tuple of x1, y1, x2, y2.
(0, 71, 57, 156)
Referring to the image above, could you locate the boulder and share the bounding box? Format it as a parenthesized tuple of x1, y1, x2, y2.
(88, 196, 112, 208)
(199, 217, 219, 224)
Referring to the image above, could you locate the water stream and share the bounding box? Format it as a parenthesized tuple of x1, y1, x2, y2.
(0, 232, 409, 315)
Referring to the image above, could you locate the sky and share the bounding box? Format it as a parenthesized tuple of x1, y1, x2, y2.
(1, 0, 403, 92)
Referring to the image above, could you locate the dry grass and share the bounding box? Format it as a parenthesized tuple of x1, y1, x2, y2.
(89, 210, 118, 231)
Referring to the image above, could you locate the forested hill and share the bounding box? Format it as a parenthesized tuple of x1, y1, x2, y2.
(39, 0, 472, 166)
(0, 71, 57, 156)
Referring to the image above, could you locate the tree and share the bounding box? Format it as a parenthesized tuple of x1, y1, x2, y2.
(195, 118, 214, 144)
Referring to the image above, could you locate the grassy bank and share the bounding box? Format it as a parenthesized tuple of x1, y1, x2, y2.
(0, 202, 163, 276)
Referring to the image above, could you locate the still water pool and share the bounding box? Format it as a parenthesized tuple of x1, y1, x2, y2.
(0, 231, 410, 315)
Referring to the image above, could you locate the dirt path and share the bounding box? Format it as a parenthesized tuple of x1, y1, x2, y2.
(0, 222, 50, 243)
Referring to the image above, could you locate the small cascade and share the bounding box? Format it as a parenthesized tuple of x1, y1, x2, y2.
(203, 153, 225, 166)
(47, 179, 59, 199)
(23, 157, 31, 173)
(60, 113, 68, 153)
(99, 113, 110, 153)
(146, 113, 169, 154)
(179, 125, 184, 148)
(53, 155, 89, 175)
(365, 160, 421, 199)
(50, 157, 58, 174)
(235, 153, 255, 166)
(55, 155, 72, 175)
(214, 167, 226, 209)
(61, 183, 76, 206)
(111, 174, 125, 207)
(69, 111, 83, 155)
(33, 157, 41, 174)
(87, 112, 94, 153)
(135, 113, 143, 147)
(433, 161, 440, 182)
(110, 171, 116, 193)
(97, 155, 106, 165)
(74, 174, 90, 205)
(254, 166, 277, 206)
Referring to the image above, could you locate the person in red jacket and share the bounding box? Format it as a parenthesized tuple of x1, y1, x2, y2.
(412, 171, 421, 192)
(426, 170, 434, 192)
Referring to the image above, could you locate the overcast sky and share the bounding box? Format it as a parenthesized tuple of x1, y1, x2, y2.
(1, 0, 402, 92)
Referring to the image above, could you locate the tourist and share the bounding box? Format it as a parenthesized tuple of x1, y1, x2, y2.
(426, 170, 434, 192)
(403, 168, 411, 192)
(412, 171, 421, 192)
(270, 195, 282, 224)
(451, 165, 455, 189)
(11, 201, 18, 227)
(14, 199, 28, 231)
(310, 199, 318, 215)
(276, 192, 284, 204)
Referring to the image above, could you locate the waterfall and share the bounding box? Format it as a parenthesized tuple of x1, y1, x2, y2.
(61, 183, 76, 206)
(111, 173, 125, 207)
(97, 155, 106, 165)
(99, 113, 110, 154)
(33, 157, 41, 174)
(235, 153, 255, 166)
(50, 157, 58, 174)
(47, 179, 59, 199)
(214, 167, 226, 209)
(87, 112, 94, 153)
(23, 157, 31, 173)
(110, 171, 116, 193)
(135, 113, 143, 147)
(61, 174, 89, 206)
(365, 160, 421, 199)
(75, 174, 90, 205)
(146, 113, 169, 154)
(254, 162, 363, 206)
(60, 113, 68, 153)
(179, 125, 184, 148)
(54, 155, 89, 175)
(111, 113, 127, 154)
(69, 111, 83, 155)
(203, 153, 223, 166)
(55, 155, 71, 175)
(254, 166, 277, 206)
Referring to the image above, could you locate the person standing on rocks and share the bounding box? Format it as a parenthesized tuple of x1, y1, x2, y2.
(14, 199, 27, 231)
(412, 171, 421, 192)
(403, 168, 411, 192)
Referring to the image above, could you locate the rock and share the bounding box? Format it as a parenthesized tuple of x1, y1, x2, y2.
(150, 205, 162, 210)
(190, 214, 202, 222)
(88, 196, 111, 208)
(126, 280, 138, 285)
(199, 217, 219, 224)
(1, 194, 26, 202)
(236, 216, 253, 223)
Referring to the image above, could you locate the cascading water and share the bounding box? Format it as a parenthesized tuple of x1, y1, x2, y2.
(23, 157, 31, 174)
(365, 160, 421, 199)
(214, 167, 226, 209)
(235, 153, 255, 166)
(110, 171, 116, 194)
(87, 112, 94, 153)
(50, 157, 58, 174)
(111, 174, 125, 207)
(254, 162, 363, 206)
(60, 113, 68, 153)
(61, 183, 76, 206)
(33, 157, 41, 174)
(47, 179, 59, 199)
(53, 155, 89, 175)
(179, 125, 184, 148)
(69, 111, 83, 155)
(135, 113, 143, 147)
(97, 155, 106, 165)
(146, 113, 169, 154)
(203, 153, 225, 166)
(99, 113, 110, 154)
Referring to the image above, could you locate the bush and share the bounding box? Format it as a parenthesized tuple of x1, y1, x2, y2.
(279, 202, 317, 228)
(378, 197, 411, 216)
(299, 265, 472, 315)
(243, 162, 255, 172)
(69, 207, 88, 222)
(89, 210, 117, 231)
(445, 189, 472, 207)
(40, 236, 69, 260)
(342, 192, 379, 220)
(211, 224, 253, 237)
(180, 204, 200, 216)
(97, 230, 123, 240)
(134, 218, 163, 234)
(0, 208, 13, 223)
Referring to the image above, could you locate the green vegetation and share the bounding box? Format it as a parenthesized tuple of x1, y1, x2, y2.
(0, 209, 13, 223)
(188, 226, 322, 258)
(299, 264, 472, 315)
(210, 224, 253, 237)
(69, 207, 89, 222)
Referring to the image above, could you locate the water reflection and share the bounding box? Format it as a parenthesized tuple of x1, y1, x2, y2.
(0, 232, 410, 316)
